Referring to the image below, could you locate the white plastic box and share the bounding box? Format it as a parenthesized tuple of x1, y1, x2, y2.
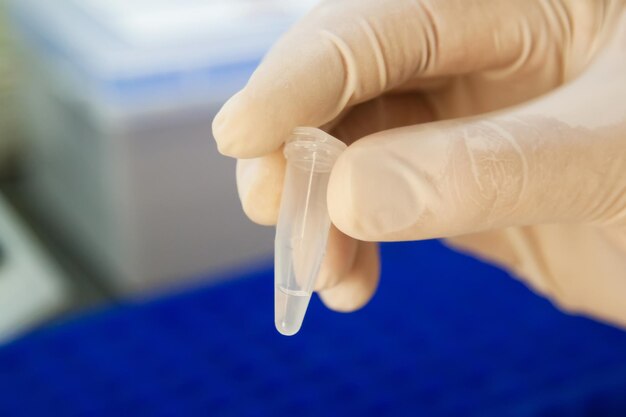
(7, 0, 317, 292)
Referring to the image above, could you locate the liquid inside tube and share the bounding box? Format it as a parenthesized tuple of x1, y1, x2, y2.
(274, 128, 346, 336)
(275, 238, 312, 336)
(275, 287, 311, 336)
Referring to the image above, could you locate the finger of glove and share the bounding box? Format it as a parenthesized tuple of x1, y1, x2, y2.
(331, 93, 437, 143)
(444, 231, 522, 274)
(443, 227, 571, 303)
(314, 225, 359, 291)
(327, 69, 626, 242)
(236, 148, 286, 226)
(213, 0, 533, 159)
(236, 93, 436, 225)
(450, 224, 626, 330)
(318, 241, 380, 312)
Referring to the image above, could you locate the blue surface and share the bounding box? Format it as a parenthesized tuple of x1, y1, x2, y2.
(1, 240, 626, 416)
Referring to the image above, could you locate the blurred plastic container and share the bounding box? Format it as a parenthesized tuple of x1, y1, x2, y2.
(0, 3, 19, 174)
(6, 0, 318, 292)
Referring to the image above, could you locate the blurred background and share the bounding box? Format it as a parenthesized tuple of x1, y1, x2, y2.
(0, 0, 320, 339)
(2, 1, 626, 416)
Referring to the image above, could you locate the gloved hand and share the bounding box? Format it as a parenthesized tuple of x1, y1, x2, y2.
(213, 0, 626, 327)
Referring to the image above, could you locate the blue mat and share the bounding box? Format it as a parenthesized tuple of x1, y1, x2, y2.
(1, 240, 626, 417)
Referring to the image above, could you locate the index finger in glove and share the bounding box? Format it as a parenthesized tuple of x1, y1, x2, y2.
(212, 0, 533, 158)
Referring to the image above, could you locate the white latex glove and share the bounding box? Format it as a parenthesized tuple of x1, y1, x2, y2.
(213, 0, 626, 327)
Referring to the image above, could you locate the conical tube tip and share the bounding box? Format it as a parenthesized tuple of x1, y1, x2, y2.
(274, 285, 312, 336)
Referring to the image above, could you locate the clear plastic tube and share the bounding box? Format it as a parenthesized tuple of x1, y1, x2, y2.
(274, 127, 346, 336)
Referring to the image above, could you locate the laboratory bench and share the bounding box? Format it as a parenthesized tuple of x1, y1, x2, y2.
(1, 239, 626, 416)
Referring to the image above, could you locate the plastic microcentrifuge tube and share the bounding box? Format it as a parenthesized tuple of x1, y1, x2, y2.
(274, 127, 347, 336)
